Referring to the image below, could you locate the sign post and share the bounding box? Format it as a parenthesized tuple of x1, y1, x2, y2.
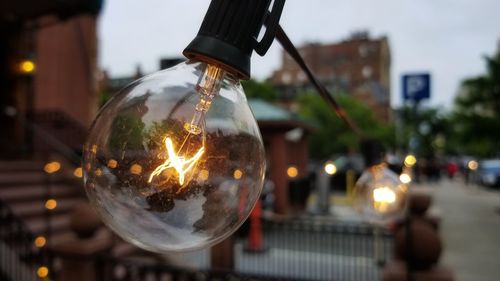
(402, 73, 431, 102)
(401, 73, 431, 153)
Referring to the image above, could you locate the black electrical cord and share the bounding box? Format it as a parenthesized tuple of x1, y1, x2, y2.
(274, 24, 366, 139)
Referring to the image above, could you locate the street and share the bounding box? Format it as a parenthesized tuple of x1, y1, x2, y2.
(429, 178, 500, 281)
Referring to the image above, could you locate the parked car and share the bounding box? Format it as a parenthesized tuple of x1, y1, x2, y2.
(478, 159, 500, 188)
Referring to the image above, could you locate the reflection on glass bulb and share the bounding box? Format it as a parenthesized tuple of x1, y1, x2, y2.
(83, 61, 265, 253)
(353, 163, 408, 224)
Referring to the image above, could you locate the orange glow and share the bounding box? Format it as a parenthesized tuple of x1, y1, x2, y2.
(130, 164, 142, 175)
(198, 169, 209, 181)
(45, 199, 57, 210)
(19, 60, 35, 73)
(233, 169, 243, 180)
(73, 167, 82, 178)
(107, 159, 118, 169)
(34, 236, 46, 248)
(287, 166, 298, 178)
(44, 161, 61, 174)
(95, 168, 103, 177)
(90, 144, 98, 154)
(148, 137, 204, 186)
(37, 266, 49, 278)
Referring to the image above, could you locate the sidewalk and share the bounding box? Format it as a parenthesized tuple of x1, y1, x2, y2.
(429, 179, 500, 281)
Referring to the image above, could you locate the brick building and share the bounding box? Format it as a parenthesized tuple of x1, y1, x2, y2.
(0, 3, 99, 158)
(271, 31, 391, 122)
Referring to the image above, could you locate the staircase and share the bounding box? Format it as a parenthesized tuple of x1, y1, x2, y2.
(0, 159, 86, 280)
(0, 159, 85, 247)
(0, 158, 156, 280)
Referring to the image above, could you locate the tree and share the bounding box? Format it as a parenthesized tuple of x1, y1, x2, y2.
(241, 79, 278, 102)
(395, 105, 451, 158)
(450, 49, 500, 157)
(297, 92, 395, 159)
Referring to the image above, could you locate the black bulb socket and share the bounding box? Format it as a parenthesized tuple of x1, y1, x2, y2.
(361, 139, 386, 167)
(183, 0, 285, 80)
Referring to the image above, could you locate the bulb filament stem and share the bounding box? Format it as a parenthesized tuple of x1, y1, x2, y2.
(184, 64, 225, 134)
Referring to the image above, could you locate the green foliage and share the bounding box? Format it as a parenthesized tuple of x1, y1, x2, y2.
(99, 90, 112, 108)
(450, 50, 500, 157)
(396, 106, 451, 158)
(108, 114, 145, 152)
(241, 79, 278, 102)
(297, 92, 395, 159)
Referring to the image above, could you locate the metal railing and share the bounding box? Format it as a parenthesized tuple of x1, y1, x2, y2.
(0, 199, 42, 281)
(94, 219, 393, 281)
(0, 109, 85, 281)
(33, 110, 88, 157)
(96, 257, 305, 281)
(235, 218, 393, 281)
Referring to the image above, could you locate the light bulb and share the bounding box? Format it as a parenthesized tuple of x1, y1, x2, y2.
(83, 61, 266, 252)
(352, 163, 408, 224)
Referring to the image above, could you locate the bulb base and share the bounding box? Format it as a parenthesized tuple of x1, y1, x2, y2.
(184, 36, 251, 80)
(183, 0, 285, 80)
(361, 139, 385, 167)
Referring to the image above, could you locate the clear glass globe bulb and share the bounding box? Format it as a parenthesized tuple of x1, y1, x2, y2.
(352, 163, 408, 224)
(83, 61, 266, 253)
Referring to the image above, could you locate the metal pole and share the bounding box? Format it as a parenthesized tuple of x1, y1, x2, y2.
(317, 169, 330, 215)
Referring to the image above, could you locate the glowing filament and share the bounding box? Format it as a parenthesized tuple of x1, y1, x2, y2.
(149, 137, 204, 186)
(373, 186, 396, 213)
(373, 186, 396, 204)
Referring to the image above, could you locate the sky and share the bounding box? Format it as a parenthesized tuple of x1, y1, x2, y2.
(99, 0, 500, 108)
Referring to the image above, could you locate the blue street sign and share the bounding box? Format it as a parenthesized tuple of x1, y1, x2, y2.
(402, 73, 431, 101)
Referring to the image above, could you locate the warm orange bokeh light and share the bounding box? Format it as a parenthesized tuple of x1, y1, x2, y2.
(45, 199, 57, 210)
(233, 169, 243, 180)
(37, 266, 49, 278)
(44, 161, 61, 174)
(287, 166, 298, 178)
(19, 60, 35, 73)
(73, 167, 83, 178)
(107, 159, 118, 169)
(34, 236, 46, 248)
(130, 164, 142, 175)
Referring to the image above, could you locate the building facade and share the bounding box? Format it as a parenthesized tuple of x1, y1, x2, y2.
(271, 31, 391, 122)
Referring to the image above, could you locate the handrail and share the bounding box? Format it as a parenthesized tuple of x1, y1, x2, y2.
(0, 199, 40, 281)
(3, 109, 85, 166)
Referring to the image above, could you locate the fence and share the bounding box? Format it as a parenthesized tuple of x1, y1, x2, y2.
(235, 218, 392, 281)
(0, 199, 44, 281)
(95, 218, 393, 281)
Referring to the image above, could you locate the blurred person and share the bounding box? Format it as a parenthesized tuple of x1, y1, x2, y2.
(446, 161, 458, 179)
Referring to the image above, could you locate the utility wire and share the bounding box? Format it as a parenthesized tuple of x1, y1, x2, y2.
(274, 25, 366, 139)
